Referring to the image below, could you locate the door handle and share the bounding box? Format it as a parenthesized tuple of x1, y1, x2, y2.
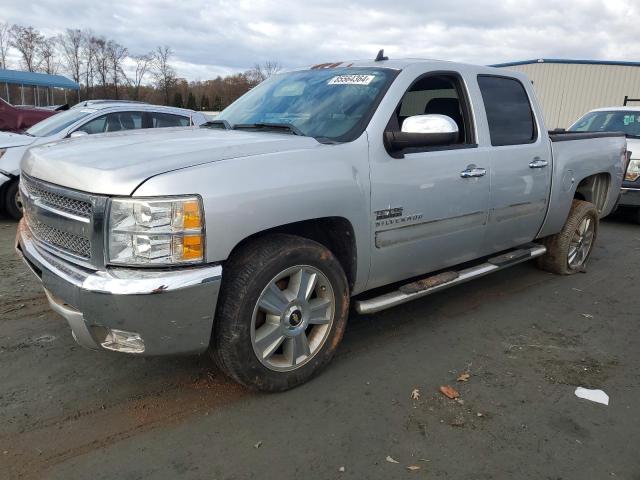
(460, 167, 487, 178)
(529, 158, 548, 168)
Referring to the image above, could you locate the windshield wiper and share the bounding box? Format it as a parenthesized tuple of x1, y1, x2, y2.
(232, 122, 304, 136)
(201, 119, 231, 130)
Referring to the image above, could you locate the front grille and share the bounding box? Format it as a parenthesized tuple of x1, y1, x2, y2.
(20, 175, 103, 267)
(27, 218, 92, 259)
(22, 175, 92, 218)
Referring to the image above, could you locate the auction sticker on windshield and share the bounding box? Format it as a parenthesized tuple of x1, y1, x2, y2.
(328, 74, 376, 85)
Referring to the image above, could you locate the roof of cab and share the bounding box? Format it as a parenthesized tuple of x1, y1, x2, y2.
(299, 57, 516, 76)
(72, 100, 197, 115)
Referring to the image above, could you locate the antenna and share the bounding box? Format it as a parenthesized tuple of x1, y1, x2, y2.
(375, 49, 388, 62)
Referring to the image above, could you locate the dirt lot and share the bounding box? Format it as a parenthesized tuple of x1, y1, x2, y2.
(1, 214, 639, 480)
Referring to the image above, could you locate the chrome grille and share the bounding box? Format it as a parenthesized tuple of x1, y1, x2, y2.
(22, 175, 92, 218)
(20, 175, 103, 268)
(26, 217, 92, 258)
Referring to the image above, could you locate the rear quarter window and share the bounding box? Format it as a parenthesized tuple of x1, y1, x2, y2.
(478, 75, 537, 146)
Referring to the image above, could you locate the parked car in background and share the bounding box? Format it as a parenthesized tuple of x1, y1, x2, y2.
(15, 58, 627, 391)
(0, 102, 209, 219)
(0, 97, 64, 133)
(569, 107, 640, 222)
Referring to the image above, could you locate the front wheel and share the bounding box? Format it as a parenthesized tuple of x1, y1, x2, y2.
(536, 199, 599, 275)
(4, 179, 23, 220)
(211, 234, 349, 391)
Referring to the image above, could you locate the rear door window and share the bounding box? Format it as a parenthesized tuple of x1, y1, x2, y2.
(148, 112, 191, 128)
(477, 75, 537, 146)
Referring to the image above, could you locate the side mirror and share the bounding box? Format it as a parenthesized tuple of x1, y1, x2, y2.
(69, 130, 88, 138)
(385, 114, 459, 151)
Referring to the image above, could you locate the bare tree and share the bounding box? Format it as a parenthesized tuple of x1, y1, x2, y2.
(131, 53, 152, 100)
(0, 22, 10, 69)
(81, 31, 98, 97)
(107, 41, 128, 99)
(152, 45, 177, 105)
(92, 37, 110, 94)
(10, 25, 44, 72)
(38, 37, 59, 74)
(59, 29, 83, 84)
(247, 60, 282, 85)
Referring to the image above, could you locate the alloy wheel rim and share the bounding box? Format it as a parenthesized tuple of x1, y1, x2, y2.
(568, 216, 595, 268)
(15, 189, 23, 212)
(250, 265, 335, 372)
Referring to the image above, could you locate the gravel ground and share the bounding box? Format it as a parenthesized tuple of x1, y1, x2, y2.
(0, 214, 639, 479)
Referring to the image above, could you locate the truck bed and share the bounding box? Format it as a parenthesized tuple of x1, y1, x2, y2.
(548, 130, 626, 142)
(536, 131, 627, 238)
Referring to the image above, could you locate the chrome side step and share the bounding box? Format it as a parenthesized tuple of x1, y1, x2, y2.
(355, 244, 547, 314)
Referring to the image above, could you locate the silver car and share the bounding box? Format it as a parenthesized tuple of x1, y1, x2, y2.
(0, 101, 209, 218)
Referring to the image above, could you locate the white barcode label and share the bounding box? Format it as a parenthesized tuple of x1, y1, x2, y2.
(327, 74, 375, 85)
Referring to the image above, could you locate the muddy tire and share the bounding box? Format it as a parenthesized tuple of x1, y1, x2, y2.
(536, 199, 598, 275)
(4, 179, 22, 220)
(211, 234, 349, 392)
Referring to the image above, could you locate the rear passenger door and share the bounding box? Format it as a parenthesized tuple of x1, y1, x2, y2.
(477, 75, 552, 252)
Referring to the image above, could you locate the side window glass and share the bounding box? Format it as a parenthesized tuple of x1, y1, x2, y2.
(477, 76, 536, 146)
(77, 115, 106, 134)
(149, 113, 190, 128)
(77, 112, 144, 134)
(392, 74, 472, 145)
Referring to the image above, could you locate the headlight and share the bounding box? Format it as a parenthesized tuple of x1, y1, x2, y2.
(107, 196, 205, 265)
(626, 158, 640, 182)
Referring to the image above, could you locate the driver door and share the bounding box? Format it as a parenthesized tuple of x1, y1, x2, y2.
(367, 72, 491, 289)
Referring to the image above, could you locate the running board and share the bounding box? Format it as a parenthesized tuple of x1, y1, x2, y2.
(355, 244, 547, 315)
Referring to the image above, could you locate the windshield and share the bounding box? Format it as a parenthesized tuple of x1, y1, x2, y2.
(215, 68, 396, 141)
(26, 108, 95, 137)
(569, 110, 640, 138)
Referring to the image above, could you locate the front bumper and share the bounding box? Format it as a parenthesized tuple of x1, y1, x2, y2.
(15, 219, 223, 355)
(619, 188, 640, 208)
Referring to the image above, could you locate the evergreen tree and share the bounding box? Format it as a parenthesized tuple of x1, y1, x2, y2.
(186, 91, 197, 110)
(172, 92, 183, 108)
(200, 95, 210, 111)
(212, 95, 223, 111)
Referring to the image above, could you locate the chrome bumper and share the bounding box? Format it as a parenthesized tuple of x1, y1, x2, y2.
(619, 187, 640, 207)
(15, 219, 223, 355)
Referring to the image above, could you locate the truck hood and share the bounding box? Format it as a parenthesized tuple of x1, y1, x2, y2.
(21, 127, 322, 195)
(0, 131, 37, 148)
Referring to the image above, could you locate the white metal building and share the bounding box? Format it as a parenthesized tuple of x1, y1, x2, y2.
(492, 59, 640, 129)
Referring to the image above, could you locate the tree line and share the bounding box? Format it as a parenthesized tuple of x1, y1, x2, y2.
(0, 22, 281, 110)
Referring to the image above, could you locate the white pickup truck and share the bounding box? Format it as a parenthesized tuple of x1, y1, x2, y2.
(16, 56, 627, 391)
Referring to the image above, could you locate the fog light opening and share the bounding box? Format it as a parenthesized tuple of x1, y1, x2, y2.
(101, 328, 145, 354)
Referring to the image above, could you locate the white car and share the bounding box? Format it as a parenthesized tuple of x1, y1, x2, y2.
(569, 106, 640, 222)
(0, 101, 209, 218)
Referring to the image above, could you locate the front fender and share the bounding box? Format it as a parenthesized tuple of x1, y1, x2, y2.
(133, 135, 372, 293)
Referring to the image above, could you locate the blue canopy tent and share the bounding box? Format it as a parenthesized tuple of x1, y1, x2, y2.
(0, 69, 80, 106)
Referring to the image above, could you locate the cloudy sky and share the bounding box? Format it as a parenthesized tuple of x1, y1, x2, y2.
(2, 0, 639, 80)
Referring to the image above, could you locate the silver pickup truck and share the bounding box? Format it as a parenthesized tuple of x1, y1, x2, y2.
(15, 57, 627, 391)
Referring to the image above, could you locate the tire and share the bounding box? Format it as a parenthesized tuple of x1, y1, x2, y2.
(536, 199, 598, 275)
(635, 208, 640, 225)
(4, 179, 23, 220)
(211, 234, 350, 392)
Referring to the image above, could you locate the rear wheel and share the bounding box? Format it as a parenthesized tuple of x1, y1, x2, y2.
(4, 179, 23, 220)
(211, 234, 349, 391)
(536, 199, 598, 275)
